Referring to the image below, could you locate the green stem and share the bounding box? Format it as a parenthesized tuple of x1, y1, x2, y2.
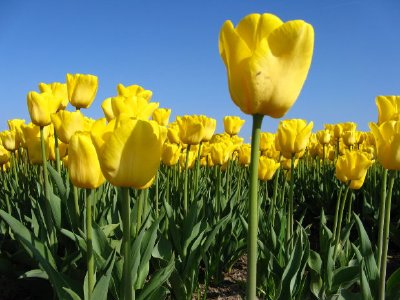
(286, 156, 295, 251)
(137, 190, 144, 236)
(183, 145, 191, 215)
(333, 184, 350, 260)
(53, 128, 61, 174)
(86, 189, 94, 300)
(155, 171, 159, 218)
(246, 114, 263, 300)
(40, 126, 54, 247)
(377, 168, 387, 271)
(379, 170, 395, 300)
(121, 187, 133, 300)
(271, 168, 280, 225)
(332, 186, 343, 241)
(74, 185, 80, 226)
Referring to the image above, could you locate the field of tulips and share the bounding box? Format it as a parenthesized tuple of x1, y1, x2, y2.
(1, 12, 400, 300)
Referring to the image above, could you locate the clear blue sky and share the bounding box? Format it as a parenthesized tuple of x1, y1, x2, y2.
(0, 0, 399, 141)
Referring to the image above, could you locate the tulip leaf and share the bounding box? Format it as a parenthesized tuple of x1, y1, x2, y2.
(386, 266, 400, 300)
(136, 255, 175, 300)
(0, 210, 79, 299)
(92, 250, 116, 300)
(331, 265, 359, 292)
(353, 213, 379, 297)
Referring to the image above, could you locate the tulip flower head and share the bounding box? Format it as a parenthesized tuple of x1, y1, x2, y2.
(152, 108, 172, 126)
(276, 119, 313, 159)
(223, 116, 245, 136)
(69, 131, 105, 189)
(375, 95, 400, 125)
(219, 13, 314, 118)
(91, 116, 167, 188)
(27, 91, 61, 127)
(370, 120, 400, 170)
(117, 83, 152, 101)
(39, 82, 69, 110)
(51, 110, 85, 144)
(66, 73, 98, 109)
(258, 156, 280, 181)
(177, 115, 205, 145)
(335, 150, 373, 189)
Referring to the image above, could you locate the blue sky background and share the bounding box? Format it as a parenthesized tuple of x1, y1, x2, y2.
(0, 0, 399, 141)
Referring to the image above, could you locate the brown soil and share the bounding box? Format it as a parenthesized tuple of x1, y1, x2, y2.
(194, 256, 247, 300)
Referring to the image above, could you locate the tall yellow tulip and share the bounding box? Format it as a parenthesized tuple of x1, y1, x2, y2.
(219, 13, 314, 118)
(27, 91, 61, 127)
(117, 83, 152, 101)
(335, 150, 372, 189)
(152, 108, 172, 126)
(51, 110, 85, 143)
(223, 116, 245, 135)
(370, 120, 400, 170)
(177, 115, 205, 145)
(258, 156, 280, 181)
(276, 119, 313, 159)
(375, 95, 400, 125)
(66, 73, 98, 109)
(91, 116, 167, 188)
(39, 82, 69, 110)
(69, 131, 105, 189)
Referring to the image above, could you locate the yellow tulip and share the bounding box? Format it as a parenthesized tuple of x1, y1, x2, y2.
(167, 122, 181, 144)
(39, 82, 69, 110)
(238, 143, 251, 166)
(152, 108, 172, 126)
(375, 95, 400, 125)
(335, 150, 372, 189)
(7, 119, 25, 147)
(370, 121, 400, 170)
(0, 145, 11, 165)
(260, 132, 275, 151)
(316, 129, 331, 145)
(69, 131, 105, 189)
(199, 116, 217, 142)
(25, 135, 48, 164)
(51, 110, 85, 144)
(91, 116, 167, 188)
(117, 83, 152, 101)
(21, 122, 51, 148)
(210, 141, 234, 166)
(258, 156, 280, 181)
(276, 119, 313, 159)
(223, 116, 245, 135)
(342, 130, 356, 148)
(0, 130, 17, 152)
(219, 13, 314, 117)
(66, 73, 98, 109)
(177, 115, 205, 145)
(111, 95, 159, 120)
(101, 98, 115, 121)
(27, 91, 60, 127)
(161, 142, 181, 166)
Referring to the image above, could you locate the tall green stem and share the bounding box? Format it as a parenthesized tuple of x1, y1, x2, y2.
(183, 145, 191, 215)
(53, 128, 61, 174)
(86, 189, 94, 300)
(332, 186, 343, 241)
(121, 187, 133, 300)
(40, 126, 54, 247)
(377, 168, 387, 270)
(137, 190, 144, 236)
(379, 170, 395, 300)
(333, 185, 350, 260)
(247, 114, 263, 300)
(287, 156, 295, 250)
(155, 172, 159, 218)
